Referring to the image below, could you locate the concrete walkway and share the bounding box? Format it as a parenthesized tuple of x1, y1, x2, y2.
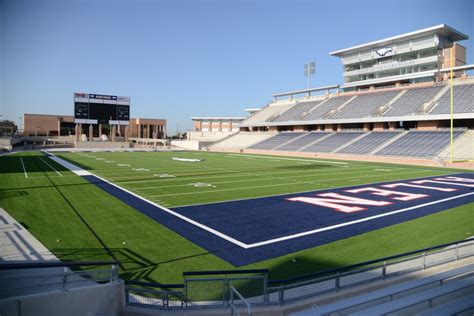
(0, 208, 57, 261)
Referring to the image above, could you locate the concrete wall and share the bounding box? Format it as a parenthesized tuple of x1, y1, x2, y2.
(0, 281, 124, 316)
(171, 140, 200, 150)
(74, 141, 130, 149)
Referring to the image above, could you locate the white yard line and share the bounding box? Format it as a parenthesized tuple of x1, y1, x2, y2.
(146, 169, 439, 198)
(20, 157, 28, 179)
(39, 157, 63, 177)
(134, 166, 382, 191)
(229, 153, 348, 164)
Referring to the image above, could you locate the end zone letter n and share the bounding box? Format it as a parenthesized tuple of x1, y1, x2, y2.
(287, 193, 391, 213)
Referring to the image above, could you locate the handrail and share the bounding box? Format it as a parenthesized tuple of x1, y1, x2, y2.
(126, 280, 184, 289)
(230, 285, 252, 316)
(0, 261, 118, 270)
(269, 238, 473, 286)
(183, 269, 269, 276)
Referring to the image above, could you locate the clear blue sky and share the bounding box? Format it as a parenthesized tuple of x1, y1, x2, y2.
(1, 0, 472, 132)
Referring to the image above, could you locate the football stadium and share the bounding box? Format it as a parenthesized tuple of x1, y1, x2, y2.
(1, 5, 474, 316)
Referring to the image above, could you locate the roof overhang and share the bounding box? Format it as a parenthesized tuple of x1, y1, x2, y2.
(330, 24, 469, 57)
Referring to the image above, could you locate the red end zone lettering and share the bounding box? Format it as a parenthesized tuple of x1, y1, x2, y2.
(346, 187, 427, 201)
(287, 193, 392, 213)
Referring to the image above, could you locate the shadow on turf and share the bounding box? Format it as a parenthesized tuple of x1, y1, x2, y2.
(52, 246, 343, 284)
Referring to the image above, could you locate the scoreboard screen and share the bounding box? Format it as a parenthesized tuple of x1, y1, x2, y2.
(74, 93, 130, 125)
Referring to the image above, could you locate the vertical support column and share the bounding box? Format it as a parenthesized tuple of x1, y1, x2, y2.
(138, 124, 142, 139)
(111, 125, 116, 142)
(57, 119, 61, 137)
(99, 124, 102, 138)
(146, 125, 150, 139)
(75, 124, 80, 142)
(88, 125, 93, 142)
(124, 126, 129, 142)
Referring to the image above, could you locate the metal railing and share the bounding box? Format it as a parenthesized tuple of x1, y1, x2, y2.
(267, 239, 474, 305)
(230, 285, 252, 316)
(123, 239, 474, 310)
(0, 261, 118, 299)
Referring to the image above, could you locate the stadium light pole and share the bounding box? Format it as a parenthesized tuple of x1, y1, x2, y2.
(304, 62, 316, 90)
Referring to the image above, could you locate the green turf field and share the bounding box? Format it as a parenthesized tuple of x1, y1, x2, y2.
(0, 150, 472, 283)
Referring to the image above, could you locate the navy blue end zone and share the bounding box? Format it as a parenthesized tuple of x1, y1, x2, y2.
(83, 173, 474, 266)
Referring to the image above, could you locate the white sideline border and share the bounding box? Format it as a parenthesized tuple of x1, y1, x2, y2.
(45, 151, 474, 250)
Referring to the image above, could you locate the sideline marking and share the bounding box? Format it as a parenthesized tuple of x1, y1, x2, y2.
(20, 157, 28, 179)
(39, 157, 63, 177)
(244, 192, 474, 248)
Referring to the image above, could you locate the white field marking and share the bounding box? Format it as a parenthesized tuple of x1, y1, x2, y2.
(45, 152, 471, 249)
(20, 157, 28, 179)
(146, 169, 442, 198)
(229, 153, 348, 164)
(102, 163, 383, 184)
(39, 157, 63, 177)
(170, 170, 465, 209)
(134, 166, 381, 192)
(45, 152, 249, 249)
(244, 192, 474, 248)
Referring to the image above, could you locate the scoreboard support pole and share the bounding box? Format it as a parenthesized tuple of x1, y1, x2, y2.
(89, 125, 93, 142)
(112, 125, 116, 142)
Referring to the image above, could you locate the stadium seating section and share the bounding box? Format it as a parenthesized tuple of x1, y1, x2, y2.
(241, 82, 474, 126)
(374, 130, 464, 157)
(216, 129, 467, 158)
(430, 83, 474, 114)
(332, 90, 400, 119)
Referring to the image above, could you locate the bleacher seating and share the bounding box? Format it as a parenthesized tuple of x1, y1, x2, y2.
(385, 86, 444, 117)
(211, 132, 275, 148)
(430, 83, 474, 115)
(337, 131, 402, 154)
(374, 130, 465, 157)
(302, 131, 364, 153)
(243, 103, 295, 125)
(271, 100, 323, 122)
(277, 132, 332, 151)
(249, 133, 305, 150)
(301, 96, 352, 120)
(333, 90, 400, 119)
(292, 264, 474, 316)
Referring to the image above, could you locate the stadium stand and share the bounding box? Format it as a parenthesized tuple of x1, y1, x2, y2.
(429, 83, 474, 114)
(302, 131, 364, 153)
(271, 100, 324, 122)
(292, 264, 474, 316)
(277, 132, 332, 151)
(332, 90, 401, 119)
(374, 130, 465, 157)
(301, 96, 353, 120)
(336, 131, 402, 154)
(249, 132, 305, 150)
(384, 85, 445, 117)
(243, 102, 295, 125)
(211, 132, 275, 148)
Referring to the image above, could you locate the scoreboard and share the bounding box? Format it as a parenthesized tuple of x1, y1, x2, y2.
(74, 93, 130, 125)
